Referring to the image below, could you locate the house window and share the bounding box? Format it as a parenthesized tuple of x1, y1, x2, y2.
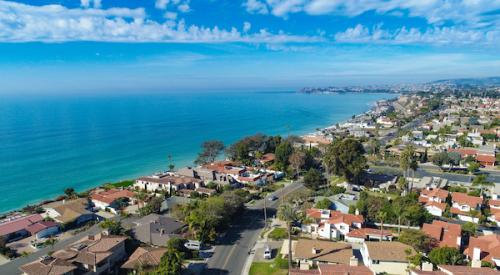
(372, 260, 380, 264)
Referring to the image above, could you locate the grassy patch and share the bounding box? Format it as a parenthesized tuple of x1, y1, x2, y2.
(268, 227, 287, 240)
(365, 190, 399, 200)
(104, 180, 134, 189)
(249, 262, 288, 275)
(330, 175, 346, 185)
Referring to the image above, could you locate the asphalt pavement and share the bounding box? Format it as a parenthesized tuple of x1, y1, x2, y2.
(204, 181, 304, 275)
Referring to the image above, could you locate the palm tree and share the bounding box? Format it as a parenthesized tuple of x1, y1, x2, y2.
(278, 203, 302, 271)
(377, 211, 387, 241)
(134, 191, 147, 210)
(393, 203, 404, 235)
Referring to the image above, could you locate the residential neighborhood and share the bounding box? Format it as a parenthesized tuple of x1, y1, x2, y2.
(0, 91, 498, 275)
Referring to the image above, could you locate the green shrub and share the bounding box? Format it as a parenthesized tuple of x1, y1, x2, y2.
(268, 228, 287, 240)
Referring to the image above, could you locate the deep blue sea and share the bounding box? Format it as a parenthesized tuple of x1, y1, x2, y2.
(0, 91, 394, 213)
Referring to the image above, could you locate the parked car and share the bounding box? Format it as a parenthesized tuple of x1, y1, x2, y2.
(184, 240, 201, 250)
(264, 246, 272, 259)
(268, 195, 278, 201)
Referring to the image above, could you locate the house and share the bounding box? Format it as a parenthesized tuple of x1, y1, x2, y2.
(302, 209, 363, 240)
(290, 263, 373, 275)
(132, 214, 185, 246)
(121, 247, 167, 272)
(135, 173, 203, 193)
(19, 233, 127, 275)
(293, 239, 353, 269)
(0, 214, 43, 242)
(424, 201, 448, 217)
(410, 265, 500, 275)
(419, 188, 449, 204)
(91, 189, 137, 214)
(43, 198, 96, 226)
(345, 228, 393, 243)
(464, 234, 500, 268)
(195, 187, 216, 197)
(438, 265, 499, 274)
(361, 241, 416, 275)
(450, 192, 483, 223)
(488, 199, 500, 226)
(258, 153, 275, 166)
(476, 154, 496, 167)
(422, 221, 461, 249)
(26, 221, 59, 240)
(201, 161, 246, 184)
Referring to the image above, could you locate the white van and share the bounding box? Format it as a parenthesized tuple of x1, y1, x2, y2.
(263, 246, 272, 259)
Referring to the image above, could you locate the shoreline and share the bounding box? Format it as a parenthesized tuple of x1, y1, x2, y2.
(0, 93, 396, 217)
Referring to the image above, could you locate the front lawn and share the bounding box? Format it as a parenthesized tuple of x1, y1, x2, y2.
(268, 228, 287, 240)
(249, 262, 288, 275)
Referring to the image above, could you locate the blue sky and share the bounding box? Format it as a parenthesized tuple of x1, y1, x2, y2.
(0, 0, 499, 94)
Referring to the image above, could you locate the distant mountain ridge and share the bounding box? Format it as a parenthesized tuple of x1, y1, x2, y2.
(428, 76, 500, 86)
(299, 76, 500, 94)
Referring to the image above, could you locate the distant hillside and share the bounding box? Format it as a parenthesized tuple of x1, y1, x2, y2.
(429, 76, 500, 86)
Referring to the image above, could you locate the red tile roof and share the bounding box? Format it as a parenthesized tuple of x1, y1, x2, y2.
(464, 234, 500, 265)
(424, 201, 447, 211)
(422, 220, 461, 249)
(319, 263, 373, 275)
(0, 214, 43, 236)
(476, 154, 496, 164)
(451, 192, 483, 208)
(328, 212, 364, 226)
(420, 188, 449, 201)
(90, 189, 136, 204)
(438, 264, 500, 274)
(448, 148, 477, 157)
(489, 200, 500, 208)
(26, 221, 59, 235)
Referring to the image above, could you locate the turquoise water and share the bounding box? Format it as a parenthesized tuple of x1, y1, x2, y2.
(0, 91, 393, 213)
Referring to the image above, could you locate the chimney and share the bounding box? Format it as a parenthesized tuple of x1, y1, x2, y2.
(355, 209, 360, 216)
(349, 256, 358, 266)
(421, 262, 433, 271)
(471, 247, 482, 268)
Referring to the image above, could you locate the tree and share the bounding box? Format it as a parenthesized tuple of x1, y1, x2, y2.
(448, 152, 462, 169)
(135, 191, 147, 209)
(323, 138, 367, 184)
(289, 151, 306, 176)
(432, 152, 449, 167)
(428, 247, 464, 266)
(315, 198, 332, 210)
(140, 196, 164, 216)
(399, 229, 436, 253)
(472, 174, 494, 197)
(467, 162, 480, 181)
(275, 140, 294, 171)
(367, 139, 381, 156)
(377, 211, 387, 241)
(154, 240, 184, 275)
(100, 219, 125, 235)
(278, 203, 303, 271)
(194, 140, 225, 165)
(303, 168, 324, 190)
(461, 222, 478, 237)
(64, 187, 77, 199)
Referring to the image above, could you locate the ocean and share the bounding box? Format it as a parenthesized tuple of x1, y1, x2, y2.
(0, 91, 394, 213)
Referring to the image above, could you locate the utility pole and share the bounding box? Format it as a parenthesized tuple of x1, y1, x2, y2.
(264, 195, 267, 227)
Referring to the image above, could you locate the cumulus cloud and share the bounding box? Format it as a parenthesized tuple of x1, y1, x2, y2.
(243, 21, 251, 32)
(244, 0, 269, 14)
(0, 1, 319, 43)
(81, 0, 101, 9)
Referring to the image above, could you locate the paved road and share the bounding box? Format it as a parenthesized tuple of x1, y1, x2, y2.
(204, 181, 304, 275)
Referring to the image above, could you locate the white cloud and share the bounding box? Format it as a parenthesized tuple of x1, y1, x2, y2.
(0, 1, 319, 43)
(334, 24, 500, 45)
(80, 0, 101, 9)
(155, 0, 169, 10)
(244, 0, 500, 28)
(244, 0, 269, 14)
(164, 11, 178, 20)
(177, 3, 190, 13)
(243, 21, 251, 32)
